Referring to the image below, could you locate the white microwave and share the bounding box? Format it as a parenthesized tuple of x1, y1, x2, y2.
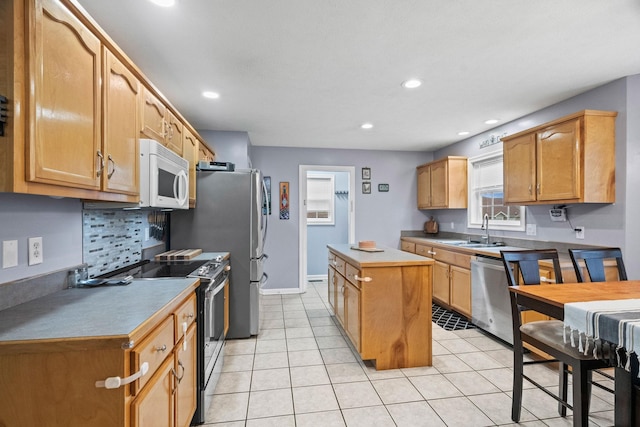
(139, 139, 189, 210)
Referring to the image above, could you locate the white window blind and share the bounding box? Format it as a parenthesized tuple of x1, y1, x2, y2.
(468, 151, 525, 231)
(307, 174, 334, 225)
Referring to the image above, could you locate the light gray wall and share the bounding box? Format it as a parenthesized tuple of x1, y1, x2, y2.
(198, 130, 252, 169)
(432, 76, 640, 278)
(0, 193, 83, 284)
(307, 171, 349, 276)
(251, 147, 433, 289)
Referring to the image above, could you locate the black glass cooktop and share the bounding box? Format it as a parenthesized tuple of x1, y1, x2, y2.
(102, 259, 209, 279)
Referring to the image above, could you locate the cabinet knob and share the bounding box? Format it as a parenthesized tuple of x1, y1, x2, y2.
(528, 184, 532, 195)
(155, 344, 167, 352)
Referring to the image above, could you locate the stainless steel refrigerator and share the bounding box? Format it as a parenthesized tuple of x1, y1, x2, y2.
(170, 169, 268, 338)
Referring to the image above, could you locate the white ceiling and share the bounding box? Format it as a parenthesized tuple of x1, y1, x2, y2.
(77, 0, 640, 152)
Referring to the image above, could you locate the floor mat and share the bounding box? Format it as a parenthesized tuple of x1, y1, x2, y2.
(432, 304, 476, 331)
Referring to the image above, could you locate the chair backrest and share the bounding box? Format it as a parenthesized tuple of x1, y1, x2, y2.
(500, 249, 564, 287)
(568, 247, 627, 282)
(502, 249, 563, 332)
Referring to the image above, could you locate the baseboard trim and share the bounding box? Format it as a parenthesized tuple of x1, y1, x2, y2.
(260, 288, 304, 295)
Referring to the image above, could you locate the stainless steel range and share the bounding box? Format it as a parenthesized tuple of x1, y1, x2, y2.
(101, 256, 230, 425)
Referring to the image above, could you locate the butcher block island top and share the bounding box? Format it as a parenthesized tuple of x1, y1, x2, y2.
(327, 244, 434, 370)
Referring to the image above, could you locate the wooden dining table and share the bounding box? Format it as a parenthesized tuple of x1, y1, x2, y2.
(509, 281, 640, 427)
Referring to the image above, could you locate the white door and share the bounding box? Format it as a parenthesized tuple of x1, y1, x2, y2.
(298, 165, 355, 293)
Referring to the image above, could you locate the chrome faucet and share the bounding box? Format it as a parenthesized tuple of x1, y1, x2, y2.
(481, 213, 490, 244)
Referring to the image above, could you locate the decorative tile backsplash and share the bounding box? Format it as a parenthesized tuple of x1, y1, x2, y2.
(82, 211, 143, 278)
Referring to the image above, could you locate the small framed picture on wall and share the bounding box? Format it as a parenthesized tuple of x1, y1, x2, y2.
(362, 182, 371, 194)
(361, 167, 371, 180)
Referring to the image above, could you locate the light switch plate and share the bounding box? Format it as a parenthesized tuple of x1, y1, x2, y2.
(575, 226, 585, 239)
(3, 240, 18, 268)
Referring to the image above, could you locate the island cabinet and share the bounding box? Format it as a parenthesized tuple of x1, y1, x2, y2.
(0, 282, 198, 427)
(502, 110, 617, 205)
(416, 156, 467, 209)
(327, 244, 434, 370)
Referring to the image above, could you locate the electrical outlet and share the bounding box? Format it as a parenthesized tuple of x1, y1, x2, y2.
(28, 237, 43, 265)
(450, 222, 454, 229)
(526, 224, 537, 236)
(2, 240, 18, 269)
(575, 226, 585, 240)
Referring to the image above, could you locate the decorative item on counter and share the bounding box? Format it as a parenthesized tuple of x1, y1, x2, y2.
(351, 240, 384, 252)
(424, 216, 438, 234)
(279, 181, 289, 220)
(362, 182, 371, 194)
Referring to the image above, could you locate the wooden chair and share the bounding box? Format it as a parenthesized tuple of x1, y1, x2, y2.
(568, 247, 627, 282)
(501, 249, 611, 426)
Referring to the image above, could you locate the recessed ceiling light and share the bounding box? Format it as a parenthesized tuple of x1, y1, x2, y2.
(484, 119, 499, 125)
(149, 0, 176, 6)
(202, 91, 220, 99)
(401, 79, 422, 89)
(457, 131, 470, 136)
(361, 123, 373, 130)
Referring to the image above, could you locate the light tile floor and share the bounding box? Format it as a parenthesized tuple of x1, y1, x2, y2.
(202, 281, 615, 426)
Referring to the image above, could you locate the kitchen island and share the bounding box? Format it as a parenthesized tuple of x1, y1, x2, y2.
(0, 278, 200, 427)
(327, 244, 434, 370)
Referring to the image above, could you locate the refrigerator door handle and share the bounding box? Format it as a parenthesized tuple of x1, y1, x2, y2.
(260, 272, 269, 287)
(261, 177, 269, 246)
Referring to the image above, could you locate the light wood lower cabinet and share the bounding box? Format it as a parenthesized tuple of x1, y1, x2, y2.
(328, 247, 433, 370)
(422, 245, 472, 318)
(0, 292, 198, 427)
(400, 240, 416, 253)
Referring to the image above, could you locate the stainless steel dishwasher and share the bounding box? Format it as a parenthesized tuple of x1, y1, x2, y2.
(471, 255, 513, 345)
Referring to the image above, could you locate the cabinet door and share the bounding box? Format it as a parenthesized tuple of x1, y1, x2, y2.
(449, 266, 471, 317)
(328, 266, 336, 312)
(416, 165, 431, 208)
(429, 160, 448, 208)
(165, 112, 184, 155)
(432, 261, 450, 306)
(131, 355, 175, 427)
(345, 281, 361, 351)
(103, 49, 140, 195)
(141, 88, 167, 142)
(29, 0, 101, 189)
(536, 119, 581, 201)
(335, 273, 346, 327)
(183, 128, 198, 206)
(175, 325, 197, 427)
(503, 133, 537, 203)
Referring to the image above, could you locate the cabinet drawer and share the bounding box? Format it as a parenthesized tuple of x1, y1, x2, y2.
(345, 262, 360, 288)
(331, 254, 346, 276)
(431, 247, 471, 269)
(415, 244, 432, 257)
(400, 241, 416, 253)
(132, 316, 174, 394)
(174, 293, 197, 344)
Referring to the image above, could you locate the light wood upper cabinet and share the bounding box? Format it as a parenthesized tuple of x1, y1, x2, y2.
(140, 88, 184, 156)
(165, 111, 184, 156)
(503, 110, 617, 205)
(183, 127, 199, 207)
(416, 156, 467, 209)
(141, 87, 168, 143)
(29, 0, 101, 190)
(103, 49, 140, 195)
